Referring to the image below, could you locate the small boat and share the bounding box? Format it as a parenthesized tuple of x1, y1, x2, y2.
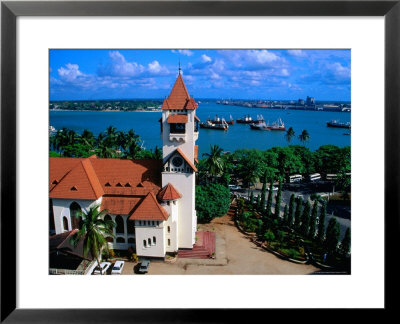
(236, 115, 255, 124)
(343, 132, 351, 136)
(250, 121, 270, 130)
(267, 118, 286, 131)
(208, 115, 234, 125)
(200, 120, 228, 131)
(327, 120, 351, 129)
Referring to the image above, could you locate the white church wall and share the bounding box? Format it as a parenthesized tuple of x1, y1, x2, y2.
(51, 197, 101, 234)
(135, 220, 165, 258)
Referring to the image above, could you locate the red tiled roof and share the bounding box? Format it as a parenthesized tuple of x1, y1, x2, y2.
(101, 196, 142, 215)
(176, 148, 198, 172)
(167, 114, 188, 124)
(129, 192, 169, 220)
(194, 145, 199, 163)
(49, 157, 162, 200)
(157, 183, 182, 201)
(161, 74, 198, 110)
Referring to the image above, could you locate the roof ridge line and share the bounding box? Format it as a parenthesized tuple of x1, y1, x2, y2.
(81, 158, 104, 199)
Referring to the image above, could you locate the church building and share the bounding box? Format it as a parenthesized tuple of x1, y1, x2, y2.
(49, 71, 200, 258)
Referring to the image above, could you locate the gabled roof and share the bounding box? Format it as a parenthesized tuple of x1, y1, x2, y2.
(50, 157, 162, 200)
(50, 159, 105, 200)
(129, 192, 169, 220)
(157, 183, 182, 201)
(176, 148, 198, 172)
(161, 74, 198, 110)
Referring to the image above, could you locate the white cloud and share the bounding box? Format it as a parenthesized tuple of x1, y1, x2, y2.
(172, 49, 194, 56)
(147, 60, 169, 75)
(100, 51, 145, 77)
(57, 63, 83, 82)
(201, 54, 212, 62)
(288, 50, 306, 57)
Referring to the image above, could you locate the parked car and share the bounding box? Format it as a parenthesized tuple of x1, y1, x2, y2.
(228, 184, 241, 190)
(267, 186, 278, 191)
(93, 262, 111, 275)
(138, 260, 150, 274)
(111, 260, 125, 275)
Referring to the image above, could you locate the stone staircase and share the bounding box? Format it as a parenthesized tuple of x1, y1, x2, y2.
(178, 231, 216, 259)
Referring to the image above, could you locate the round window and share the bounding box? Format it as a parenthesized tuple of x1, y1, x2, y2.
(172, 156, 183, 167)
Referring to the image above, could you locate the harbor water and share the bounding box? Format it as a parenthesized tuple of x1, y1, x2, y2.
(50, 101, 351, 156)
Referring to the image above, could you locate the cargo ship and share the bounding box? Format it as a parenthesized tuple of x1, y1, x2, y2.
(200, 120, 229, 131)
(237, 114, 264, 124)
(208, 115, 234, 125)
(327, 120, 351, 129)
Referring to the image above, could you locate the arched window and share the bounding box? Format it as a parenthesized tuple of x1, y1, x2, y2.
(116, 237, 125, 243)
(143, 240, 147, 248)
(106, 237, 114, 243)
(69, 202, 83, 230)
(127, 219, 135, 234)
(148, 238, 151, 246)
(168, 239, 171, 246)
(63, 216, 69, 232)
(115, 215, 124, 234)
(153, 236, 156, 245)
(128, 238, 135, 244)
(167, 226, 170, 233)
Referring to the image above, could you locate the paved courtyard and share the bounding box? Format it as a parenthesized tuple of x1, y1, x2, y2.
(122, 212, 319, 275)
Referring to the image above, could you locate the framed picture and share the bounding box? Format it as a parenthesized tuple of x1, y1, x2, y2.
(1, 0, 398, 321)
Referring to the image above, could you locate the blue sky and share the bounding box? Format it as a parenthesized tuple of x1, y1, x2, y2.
(50, 49, 351, 101)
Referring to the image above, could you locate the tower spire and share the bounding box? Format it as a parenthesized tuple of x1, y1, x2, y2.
(178, 61, 182, 75)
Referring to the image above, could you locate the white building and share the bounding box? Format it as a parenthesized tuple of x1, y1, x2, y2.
(49, 71, 200, 258)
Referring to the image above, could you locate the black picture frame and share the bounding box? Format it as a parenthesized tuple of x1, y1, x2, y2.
(1, 0, 399, 322)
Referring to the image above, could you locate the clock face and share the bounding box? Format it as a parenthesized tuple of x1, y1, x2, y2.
(172, 156, 183, 167)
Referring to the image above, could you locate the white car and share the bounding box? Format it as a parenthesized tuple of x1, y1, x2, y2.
(228, 185, 241, 190)
(111, 260, 125, 275)
(267, 186, 278, 191)
(93, 262, 111, 275)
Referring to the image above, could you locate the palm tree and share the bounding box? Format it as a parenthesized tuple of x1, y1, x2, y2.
(202, 145, 225, 182)
(69, 203, 115, 275)
(298, 129, 310, 144)
(80, 129, 95, 148)
(285, 127, 295, 143)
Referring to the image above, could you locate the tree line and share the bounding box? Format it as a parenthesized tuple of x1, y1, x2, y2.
(50, 126, 162, 159)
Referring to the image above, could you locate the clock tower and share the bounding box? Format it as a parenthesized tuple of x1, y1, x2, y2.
(160, 69, 200, 249)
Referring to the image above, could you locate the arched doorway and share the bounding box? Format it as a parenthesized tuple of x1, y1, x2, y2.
(115, 215, 124, 234)
(70, 202, 83, 230)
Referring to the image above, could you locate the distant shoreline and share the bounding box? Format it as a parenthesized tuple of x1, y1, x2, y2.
(50, 109, 161, 112)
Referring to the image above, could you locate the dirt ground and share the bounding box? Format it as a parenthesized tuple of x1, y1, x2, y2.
(122, 212, 319, 275)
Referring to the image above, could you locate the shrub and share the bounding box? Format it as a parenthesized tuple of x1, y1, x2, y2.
(196, 183, 231, 223)
(264, 230, 276, 243)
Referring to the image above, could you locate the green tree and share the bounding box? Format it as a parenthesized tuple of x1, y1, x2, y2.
(317, 201, 327, 242)
(298, 129, 310, 144)
(69, 203, 116, 275)
(274, 178, 283, 220)
(300, 200, 311, 237)
(195, 184, 231, 223)
(340, 228, 351, 256)
(325, 217, 341, 256)
(80, 129, 95, 148)
(202, 145, 225, 183)
(259, 171, 268, 213)
(309, 200, 318, 239)
(294, 196, 303, 230)
(266, 178, 274, 218)
(335, 168, 351, 199)
(288, 194, 295, 227)
(285, 127, 295, 143)
(249, 191, 254, 206)
(283, 204, 289, 225)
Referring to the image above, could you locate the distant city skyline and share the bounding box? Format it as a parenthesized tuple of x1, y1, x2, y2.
(50, 49, 351, 101)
